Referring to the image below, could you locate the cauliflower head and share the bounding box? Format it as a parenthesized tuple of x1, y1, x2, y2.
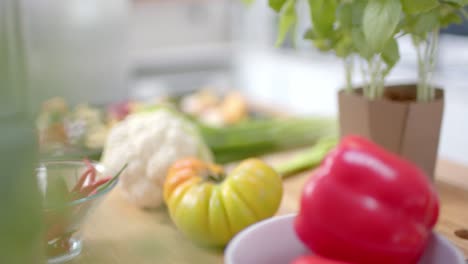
(101, 108, 212, 208)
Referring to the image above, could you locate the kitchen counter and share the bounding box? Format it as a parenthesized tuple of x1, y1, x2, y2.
(70, 156, 468, 264)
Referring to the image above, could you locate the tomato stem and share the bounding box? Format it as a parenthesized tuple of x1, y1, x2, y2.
(206, 173, 225, 183)
(201, 166, 225, 183)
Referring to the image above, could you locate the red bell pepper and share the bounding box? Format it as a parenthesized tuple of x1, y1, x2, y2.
(291, 255, 350, 264)
(294, 135, 439, 264)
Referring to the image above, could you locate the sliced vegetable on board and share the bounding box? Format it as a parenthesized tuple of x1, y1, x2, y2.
(163, 157, 283, 247)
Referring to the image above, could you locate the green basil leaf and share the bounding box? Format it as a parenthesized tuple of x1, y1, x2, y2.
(352, 28, 373, 60)
(408, 9, 440, 37)
(308, 0, 337, 38)
(275, 0, 297, 47)
(401, 0, 439, 14)
(335, 34, 353, 58)
(305, 29, 335, 52)
(382, 38, 400, 70)
(269, 0, 288, 12)
(338, 4, 353, 30)
(304, 28, 317, 40)
(352, 0, 367, 27)
(444, 0, 466, 6)
(313, 39, 334, 52)
(363, 0, 402, 53)
(440, 12, 463, 27)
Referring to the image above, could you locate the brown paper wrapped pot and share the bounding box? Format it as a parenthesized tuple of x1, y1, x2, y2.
(338, 84, 445, 179)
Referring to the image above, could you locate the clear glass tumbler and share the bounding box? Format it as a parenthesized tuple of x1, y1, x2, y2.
(37, 160, 118, 263)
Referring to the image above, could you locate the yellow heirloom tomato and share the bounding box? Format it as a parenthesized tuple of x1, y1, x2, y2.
(163, 157, 283, 247)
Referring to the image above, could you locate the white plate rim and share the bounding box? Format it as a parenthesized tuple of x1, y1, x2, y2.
(225, 213, 297, 264)
(225, 214, 466, 264)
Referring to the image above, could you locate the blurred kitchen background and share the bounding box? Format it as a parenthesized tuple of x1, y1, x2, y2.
(22, 0, 468, 165)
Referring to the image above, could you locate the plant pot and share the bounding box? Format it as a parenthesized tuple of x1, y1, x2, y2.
(338, 84, 445, 180)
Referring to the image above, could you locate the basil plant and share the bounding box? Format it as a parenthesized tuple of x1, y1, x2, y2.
(246, 0, 467, 101)
(401, 0, 468, 101)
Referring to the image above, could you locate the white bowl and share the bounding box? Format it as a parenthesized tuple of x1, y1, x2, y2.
(225, 214, 465, 264)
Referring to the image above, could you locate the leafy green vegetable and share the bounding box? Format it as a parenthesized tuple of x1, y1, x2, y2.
(259, 0, 467, 101)
(382, 38, 400, 71)
(304, 28, 316, 40)
(352, 28, 373, 60)
(308, 0, 337, 38)
(363, 0, 402, 53)
(305, 28, 340, 52)
(401, 0, 439, 14)
(351, 0, 367, 27)
(269, 0, 288, 12)
(275, 0, 297, 47)
(334, 33, 353, 58)
(437, 3, 465, 27)
(444, 0, 468, 6)
(338, 3, 353, 30)
(405, 9, 440, 38)
(399, 1, 467, 102)
(440, 12, 463, 27)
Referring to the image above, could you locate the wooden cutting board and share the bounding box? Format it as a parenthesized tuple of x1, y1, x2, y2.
(69, 155, 468, 264)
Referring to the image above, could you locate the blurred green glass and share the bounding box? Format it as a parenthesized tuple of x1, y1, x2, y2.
(0, 0, 45, 263)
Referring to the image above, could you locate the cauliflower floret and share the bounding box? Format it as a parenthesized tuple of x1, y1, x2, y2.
(100, 108, 212, 208)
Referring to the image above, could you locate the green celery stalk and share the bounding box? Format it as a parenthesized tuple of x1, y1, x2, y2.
(198, 117, 337, 164)
(274, 137, 337, 178)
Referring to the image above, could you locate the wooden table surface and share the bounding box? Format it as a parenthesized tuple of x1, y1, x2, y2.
(70, 155, 468, 264)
